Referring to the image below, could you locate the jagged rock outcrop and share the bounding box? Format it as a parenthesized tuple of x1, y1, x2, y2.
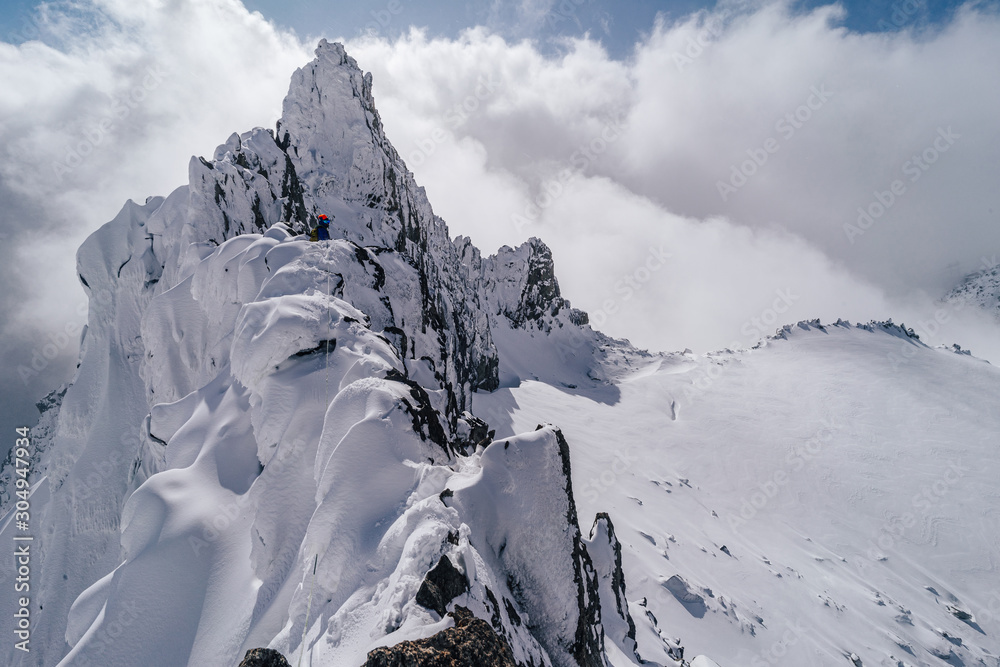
(238, 647, 292, 667)
(587, 512, 642, 663)
(446, 425, 606, 667)
(454, 410, 494, 453)
(363, 607, 517, 667)
(158, 41, 594, 438)
(553, 430, 607, 667)
(415, 555, 470, 617)
(0, 385, 66, 513)
(458, 235, 588, 333)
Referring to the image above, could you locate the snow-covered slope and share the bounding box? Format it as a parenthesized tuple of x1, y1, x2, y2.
(477, 320, 1000, 666)
(1, 40, 998, 667)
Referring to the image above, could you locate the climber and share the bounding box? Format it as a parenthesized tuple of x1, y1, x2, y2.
(309, 214, 332, 242)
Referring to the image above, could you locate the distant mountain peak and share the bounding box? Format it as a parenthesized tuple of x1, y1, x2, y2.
(945, 260, 1000, 319)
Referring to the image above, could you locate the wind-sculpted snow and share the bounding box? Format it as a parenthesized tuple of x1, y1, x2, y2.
(18, 219, 647, 667)
(448, 425, 605, 667)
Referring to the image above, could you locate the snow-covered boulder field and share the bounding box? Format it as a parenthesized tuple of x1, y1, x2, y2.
(2, 41, 999, 667)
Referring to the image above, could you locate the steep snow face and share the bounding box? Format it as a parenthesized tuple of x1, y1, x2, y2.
(0, 196, 168, 665)
(448, 426, 605, 667)
(5, 216, 646, 667)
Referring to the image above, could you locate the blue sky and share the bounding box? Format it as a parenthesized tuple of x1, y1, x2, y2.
(1, 0, 972, 58)
(235, 0, 970, 56)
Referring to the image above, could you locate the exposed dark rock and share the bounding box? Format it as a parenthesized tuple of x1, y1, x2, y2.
(363, 607, 517, 667)
(638, 597, 686, 663)
(515, 239, 562, 325)
(36, 385, 68, 414)
(238, 647, 291, 667)
(293, 339, 336, 358)
(454, 411, 493, 454)
(946, 604, 974, 621)
(415, 555, 469, 617)
(278, 151, 308, 230)
(353, 244, 386, 290)
(385, 369, 449, 452)
(484, 587, 503, 631)
(484, 238, 578, 331)
(502, 597, 522, 628)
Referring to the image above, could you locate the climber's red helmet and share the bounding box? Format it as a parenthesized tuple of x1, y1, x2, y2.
(317, 214, 330, 225)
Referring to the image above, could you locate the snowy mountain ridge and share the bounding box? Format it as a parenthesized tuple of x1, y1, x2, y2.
(945, 259, 1000, 321)
(0, 40, 680, 667)
(2, 39, 1000, 667)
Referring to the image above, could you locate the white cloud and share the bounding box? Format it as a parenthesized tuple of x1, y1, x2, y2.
(345, 3, 1000, 356)
(0, 0, 310, 435)
(0, 0, 310, 305)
